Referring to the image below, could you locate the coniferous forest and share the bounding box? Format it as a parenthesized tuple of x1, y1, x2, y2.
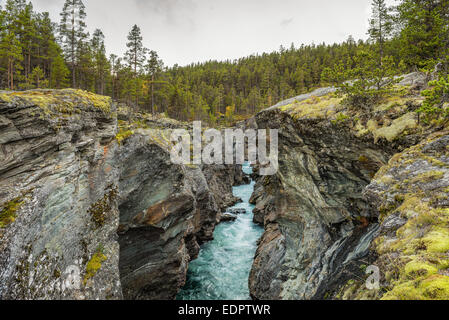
(0, 0, 448, 124)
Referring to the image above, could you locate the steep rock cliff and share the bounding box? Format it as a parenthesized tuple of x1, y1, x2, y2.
(117, 129, 243, 299)
(0, 89, 122, 299)
(336, 131, 449, 300)
(248, 73, 449, 300)
(0, 90, 242, 300)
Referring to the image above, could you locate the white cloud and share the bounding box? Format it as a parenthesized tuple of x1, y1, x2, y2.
(29, 0, 378, 67)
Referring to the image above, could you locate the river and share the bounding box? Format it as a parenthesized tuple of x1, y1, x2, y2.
(176, 163, 264, 300)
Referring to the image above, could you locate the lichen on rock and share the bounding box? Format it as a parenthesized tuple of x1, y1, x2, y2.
(0, 89, 112, 115)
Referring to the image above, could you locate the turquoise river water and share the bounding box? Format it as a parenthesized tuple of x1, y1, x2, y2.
(177, 163, 264, 300)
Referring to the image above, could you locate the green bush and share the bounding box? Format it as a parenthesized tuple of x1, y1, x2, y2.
(322, 51, 402, 111)
(418, 75, 449, 122)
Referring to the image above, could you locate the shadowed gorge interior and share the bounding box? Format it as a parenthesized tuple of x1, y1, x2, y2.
(177, 164, 264, 300)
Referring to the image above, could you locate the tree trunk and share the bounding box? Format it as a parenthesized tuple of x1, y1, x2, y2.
(7, 59, 11, 90)
(151, 74, 155, 115)
(11, 60, 14, 90)
(71, 6, 76, 88)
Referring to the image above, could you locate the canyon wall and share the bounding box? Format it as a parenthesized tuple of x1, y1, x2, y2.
(0, 90, 242, 300)
(0, 89, 122, 299)
(2, 73, 447, 301)
(117, 130, 243, 299)
(249, 73, 449, 300)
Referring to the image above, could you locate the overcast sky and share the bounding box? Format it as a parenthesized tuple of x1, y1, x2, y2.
(26, 0, 397, 67)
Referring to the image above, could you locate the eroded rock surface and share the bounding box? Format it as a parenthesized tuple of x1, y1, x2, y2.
(336, 131, 449, 300)
(248, 80, 448, 300)
(249, 109, 389, 299)
(0, 90, 122, 300)
(115, 128, 244, 300)
(0, 90, 243, 300)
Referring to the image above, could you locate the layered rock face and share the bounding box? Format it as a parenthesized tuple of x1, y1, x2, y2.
(0, 90, 122, 299)
(248, 74, 449, 300)
(0, 90, 242, 300)
(117, 130, 243, 300)
(337, 131, 449, 300)
(249, 108, 389, 299)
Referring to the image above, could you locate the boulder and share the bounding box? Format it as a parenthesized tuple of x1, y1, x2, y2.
(228, 208, 247, 215)
(218, 213, 237, 223)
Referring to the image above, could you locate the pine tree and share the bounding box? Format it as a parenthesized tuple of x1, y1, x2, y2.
(4, 0, 26, 21)
(146, 50, 163, 114)
(35, 12, 57, 80)
(397, 0, 449, 70)
(0, 31, 23, 89)
(328, 50, 399, 110)
(76, 39, 95, 91)
(59, 0, 87, 87)
(125, 25, 146, 76)
(419, 74, 449, 120)
(368, 0, 393, 66)
(30, 65, 45, 88)
(91, 29, 108, 94)
(17, 2, 37, 82)
(125, 25, 147, 107)
(50, 54, 69, 88)
(109, 54, 118, 99)
(0, 5, 5, 88)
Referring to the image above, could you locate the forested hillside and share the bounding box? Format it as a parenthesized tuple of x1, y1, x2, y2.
(0, 0, 448, 124)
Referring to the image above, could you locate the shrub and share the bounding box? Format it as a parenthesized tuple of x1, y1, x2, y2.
(322, 51, 401, 111)
(418, 75, 449, 122)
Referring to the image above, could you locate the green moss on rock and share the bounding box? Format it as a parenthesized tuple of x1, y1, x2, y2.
(0, 89, 112, 116)
(0, 197, 24, 228)
(115, 129, 134, 144)
(280, 94, 342, 120)
(84, 247, 107, 284)
(338, 130, 449, 300)
(413, 171, 445, 183)
(88, 188, 117, 229)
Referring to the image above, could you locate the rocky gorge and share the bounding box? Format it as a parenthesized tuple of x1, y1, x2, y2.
(0, 89, 244, 300)
(0, 71, 448, 301)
